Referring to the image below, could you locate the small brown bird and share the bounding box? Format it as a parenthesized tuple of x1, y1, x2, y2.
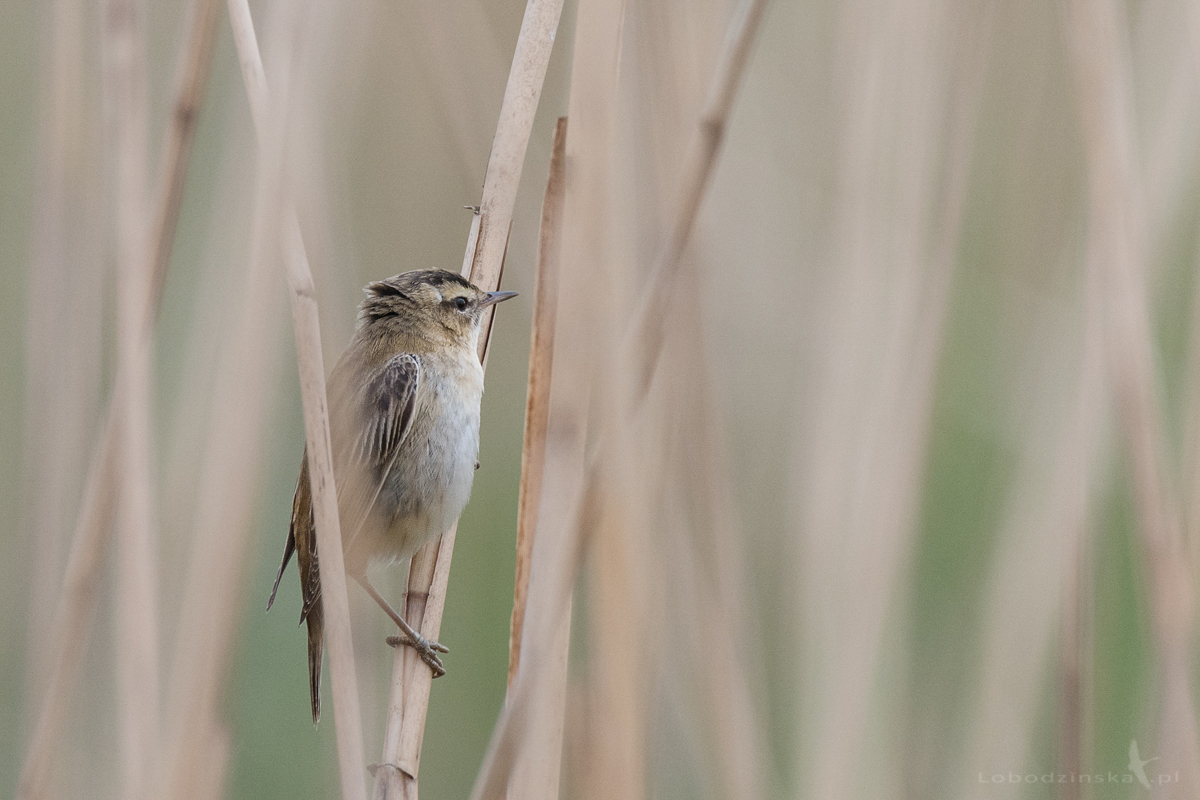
(267, 269, 517, 722)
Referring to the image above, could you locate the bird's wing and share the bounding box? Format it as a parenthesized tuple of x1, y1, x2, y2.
(268, 351, 420, 723)
(334, 352, 422, 561)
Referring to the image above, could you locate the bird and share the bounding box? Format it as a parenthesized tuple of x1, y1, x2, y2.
(267, 268, 517, 723)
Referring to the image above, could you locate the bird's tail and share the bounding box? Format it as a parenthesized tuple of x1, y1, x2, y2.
(306, 600, 324, 724)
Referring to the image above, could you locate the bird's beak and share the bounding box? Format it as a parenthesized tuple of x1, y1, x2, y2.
(479, 290, 518, 307)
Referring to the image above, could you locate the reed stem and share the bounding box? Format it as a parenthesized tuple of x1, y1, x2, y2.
(503, 116, 570, 800)
(472, 0, 768, 796)
(16, 1, 222, 797)
(1062, 0, 1200, 790)
(225, 2, 369, 798)
(372, 3, 565, 798)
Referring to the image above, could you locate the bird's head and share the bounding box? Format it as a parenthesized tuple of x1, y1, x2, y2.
(358, 269, 517, 349)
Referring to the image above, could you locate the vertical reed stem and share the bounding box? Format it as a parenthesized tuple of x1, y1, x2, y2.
(471, 1, 769, 796)
(504, 116, 570, 800)
(1063, 0, 1200, 792)
(225, 3, 369, 799)
(17, 1, 222, 794)
(370, 3, 565, 798)
(102, 1, 159, 798)
(507, 116, 567, 689)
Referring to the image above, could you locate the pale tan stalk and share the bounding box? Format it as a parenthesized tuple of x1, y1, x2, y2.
(628, 0, 770, 397)
(1063, 0, 1200, 794)
(655, 271, 765, 800)
(22, 0, 102, 691)
(1179, 0, 1200, 570)
(461, 208, 484, 276)
(585, 470, 646, 800)
(1060, 519, 1093, 800)
(471, 1, 769, 796)
(224, 3, 369, 800)
(461, 0, 565, 301)
(17, 2, 223, 796)
(145, 0, 224, 316)
(194, 727, 231, 800)
(101, 2, 159, 799)
(1186, 238, 1200, 571)
(503, 116, 570, 800)
(467, 7, 629, 800)
(959, 273, 1107, 800)
(368, 2, 565, 798)
(17, 415, 117, 800)
(374, 216, 479, 800)
(286, 215, 370, 800)
(797, 1, 986, 795)
(507, 116, 567, 689)
(155, 213, 285, 800)
(382, 214, 524, 792)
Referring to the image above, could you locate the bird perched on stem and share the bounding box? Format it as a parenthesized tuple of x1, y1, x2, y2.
(268, 269, 517, 723)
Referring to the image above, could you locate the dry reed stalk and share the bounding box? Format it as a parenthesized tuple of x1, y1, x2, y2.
(465, 0, 566, 299)
(627, 0, 769, 398)
(612, 9, 760, 788)
(156, 6, 293, 795)
(958, 279, 1108, 800)
(1179, 0, 1200, 569)
(797, 1, 983, 795)
(504, 116, 569, 800)
(155, 231, 283, 800)
(17, 2, 223, 796)
(576, 5, 772, 788)
(1062, 0, 1200, 794)
(193, 727, 231, 800)
(101, 1, 160, 798)
(473, 1, 769, 796)
(586, 484, 646, 800)
(373, 210, 482, 797)
(369, 3, 564, 798)
(16, 417, 117, 800)
(286, 215, 371, 800)
(224, 3, 369, 800)
(22, 0, 103, 692)
(652, 270, 765, 800)
(1187, 229, 1200, 564)
(1060, 520, 1094, 800)
(145, 0, 224, 315)
(1129, 0, 1199, 270)
(470, 1, 627, 796)
(507, 116, 566, 689)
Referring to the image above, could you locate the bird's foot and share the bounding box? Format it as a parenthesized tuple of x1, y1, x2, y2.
(386, 632, 449, 678)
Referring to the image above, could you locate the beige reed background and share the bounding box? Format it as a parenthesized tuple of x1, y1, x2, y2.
(4, 0, 1200, 798)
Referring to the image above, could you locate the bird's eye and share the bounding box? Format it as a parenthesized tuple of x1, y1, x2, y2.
(453, 296, 469, 311)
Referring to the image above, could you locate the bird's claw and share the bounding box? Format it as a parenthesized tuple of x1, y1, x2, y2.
(386, 633, 449, 677)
